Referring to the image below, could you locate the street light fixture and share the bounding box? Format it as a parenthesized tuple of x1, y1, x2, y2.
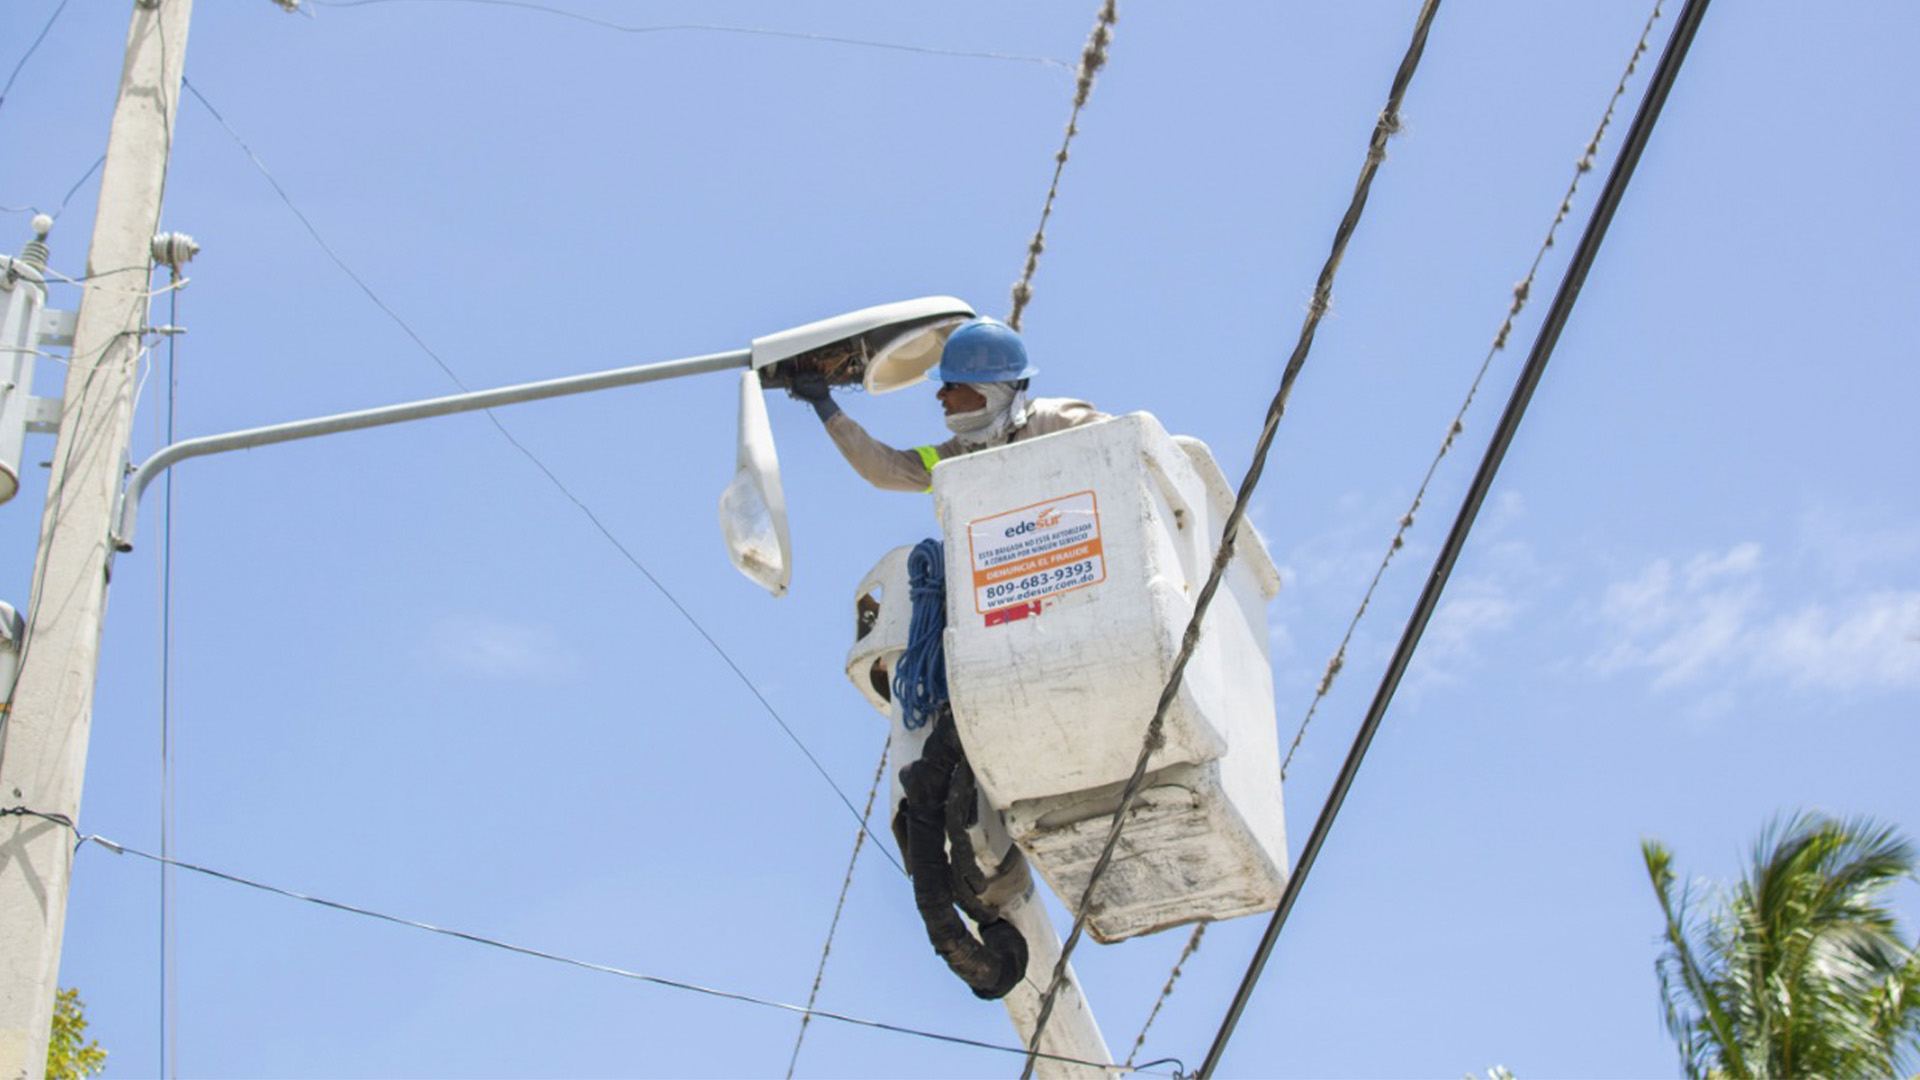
(751, 295, 975, 394)
(110, 296, 977, 595)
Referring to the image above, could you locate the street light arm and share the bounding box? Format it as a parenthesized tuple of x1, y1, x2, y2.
(112, 348, 752, 552)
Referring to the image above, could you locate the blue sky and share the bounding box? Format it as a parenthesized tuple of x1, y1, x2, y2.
(3, 1, 1917, 1077)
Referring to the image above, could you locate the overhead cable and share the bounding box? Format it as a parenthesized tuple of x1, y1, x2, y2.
(0, 0, 72, 119)
(0, 150, 105, 224)
(1196, 2, 1714, 1074)
(181, 78, 901, 872)
(51, 155, 107, 221)
(1124, 922, 1206, 1069)
(1020, 2, 1445, 1073)
(1279, 0, 1667, 783)
(28, 824, 1174, 1076)
(785, 744, 889, 1079)
(305, 0, 1073, 72)
(1007, 0, 1118, 332)
(158, 265, 184, 1080)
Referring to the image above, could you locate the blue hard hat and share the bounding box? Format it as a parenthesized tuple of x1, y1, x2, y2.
(936, 318, 1037, 384)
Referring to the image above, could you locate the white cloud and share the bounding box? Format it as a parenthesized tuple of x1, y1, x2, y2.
(1590, 542, 1920, 696)
(1275, 488, 1429, 594)
(1483, 489, 1527, 536)
(1425, 581, 1520, 669)
(418, 616, 580, 681)
(1796, 505, 1920, 587)
(1272, 484, 1548, 701)
(1685, 541, 1762, 589)
(1758, 592, 1920, 691)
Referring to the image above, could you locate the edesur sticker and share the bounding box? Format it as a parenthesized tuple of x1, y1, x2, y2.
(967, 490, 1106, 616)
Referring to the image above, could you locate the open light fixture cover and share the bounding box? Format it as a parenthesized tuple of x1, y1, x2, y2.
(862, 314, 971, 394)
(750, 296, 974, 393)
(719, 370, 791, 596)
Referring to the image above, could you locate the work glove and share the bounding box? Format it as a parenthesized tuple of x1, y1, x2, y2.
(788, 373, 841, 421)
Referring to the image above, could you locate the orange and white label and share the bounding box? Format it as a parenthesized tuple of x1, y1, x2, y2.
(967, 490, 1105, 615)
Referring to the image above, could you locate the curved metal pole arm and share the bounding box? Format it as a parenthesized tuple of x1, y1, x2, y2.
(113, 348, 752, 551)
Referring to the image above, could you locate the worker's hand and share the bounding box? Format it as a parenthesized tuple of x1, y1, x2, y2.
(788, 373, 841, 421)
(788, 373, 833, 404)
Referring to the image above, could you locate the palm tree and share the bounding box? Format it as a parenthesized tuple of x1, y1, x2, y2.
(1643, 812, 1920, 1079)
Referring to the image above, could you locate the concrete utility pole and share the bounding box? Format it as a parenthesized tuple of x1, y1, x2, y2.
(0, 1, 193, 1075)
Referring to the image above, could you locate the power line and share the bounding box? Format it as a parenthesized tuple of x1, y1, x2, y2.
(1021, 1, 1446, 1072)
(35, 261, 151, 287)
(51, 154, 105, 221)
(158, 266, 182, 1080)
(0, 153, 107, 223)
(14, 821, 1172, 1076)
(305, 0, 1073, 72)
(1124, 922, 1205, 1069)
(1279, 0, 1668, 783)
(178, 79, 468, 395)
(786, 744, 889, 1080)
(179, 77, 901, 873)
(1195, 2, 1714, 1074)
(0, 0, 72, 120)
(1006, 0, 1118, 332)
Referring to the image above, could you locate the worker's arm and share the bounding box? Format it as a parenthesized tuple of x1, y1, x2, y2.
(790, 374, 945, 493)
(824, 413, 944, 492)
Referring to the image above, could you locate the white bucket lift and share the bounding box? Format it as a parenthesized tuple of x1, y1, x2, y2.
(932, 412, 1287, 943)
(847, 409, 1287, 947)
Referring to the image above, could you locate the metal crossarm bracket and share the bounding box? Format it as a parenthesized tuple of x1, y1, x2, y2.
(37, 308, 76, 348)
(24, 396, 61, 435)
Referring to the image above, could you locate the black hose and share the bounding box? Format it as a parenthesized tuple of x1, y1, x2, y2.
(897, 708, 1028, 1001)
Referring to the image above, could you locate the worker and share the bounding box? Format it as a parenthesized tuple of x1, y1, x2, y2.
(788, 317, 1106, 492)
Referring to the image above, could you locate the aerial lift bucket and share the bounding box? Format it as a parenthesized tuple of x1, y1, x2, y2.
(848, 412, 1288, 943)
(933, 413, 1289, 942)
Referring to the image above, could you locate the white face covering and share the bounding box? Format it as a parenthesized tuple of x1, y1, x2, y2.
(944, 382, 1030, 446)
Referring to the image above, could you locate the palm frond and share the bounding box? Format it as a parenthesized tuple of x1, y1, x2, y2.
(1645, 838, 1750, 1079)
(1645, 812, 1920, 1080)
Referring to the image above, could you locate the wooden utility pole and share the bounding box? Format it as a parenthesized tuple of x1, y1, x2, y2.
(0, 1, 193, 1075)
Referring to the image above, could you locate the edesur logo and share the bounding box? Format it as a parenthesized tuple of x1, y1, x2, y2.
(1003, 506, 1063, 538)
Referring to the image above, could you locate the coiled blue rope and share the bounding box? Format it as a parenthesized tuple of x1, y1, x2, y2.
(893, 538, 949, 731)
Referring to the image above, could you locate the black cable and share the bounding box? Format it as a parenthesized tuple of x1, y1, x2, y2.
(53, 829, 1170, 1075)
(0, 0, 72, 119)
(180, 77, 902, 872)
(0, 805, 76, 830)
(1277, 0, 1667, 785)
(785, 743, 889, 1080)
(1007, 0, 1118, 331)
(159, 270, 181, 1080)
(1193, 1, 1714, 1074)
(52, 155, 107, 222)
(303, 0, 1073, 71)
(1021, 0, 1445, 1069)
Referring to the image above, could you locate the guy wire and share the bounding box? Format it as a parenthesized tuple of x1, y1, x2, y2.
(158, 264, 182, 1078)
(181, 77, 901, 872)
(1279, 0, 1667, 783)
(28, 822, 1178, 1076)
(1021, 2, 1445, 1072)
(1196, 1, 1713, 1073)
(1008, 0, 1118, 332)
(786, 743, 889, 1079)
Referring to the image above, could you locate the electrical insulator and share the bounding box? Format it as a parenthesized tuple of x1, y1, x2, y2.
(151, 231, 199, 270)
(0, 222, 52, 505)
